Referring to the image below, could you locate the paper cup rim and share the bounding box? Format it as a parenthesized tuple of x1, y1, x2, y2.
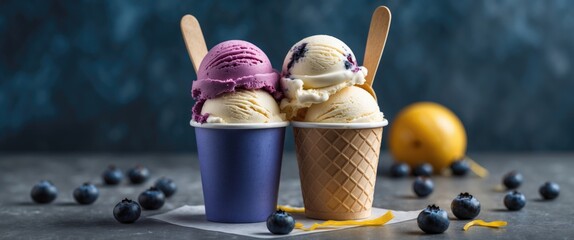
(190, 120, 289, 129)
(291, 119, 388, 129)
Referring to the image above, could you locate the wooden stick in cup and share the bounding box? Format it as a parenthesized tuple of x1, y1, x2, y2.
(180, 15, 208, 74)
(361, 6, 392, 99)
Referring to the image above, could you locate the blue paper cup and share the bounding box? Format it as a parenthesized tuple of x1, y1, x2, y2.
(191, 121, 288, 223)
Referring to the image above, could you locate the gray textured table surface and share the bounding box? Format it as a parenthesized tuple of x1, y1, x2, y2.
(1, 153, 573, 240)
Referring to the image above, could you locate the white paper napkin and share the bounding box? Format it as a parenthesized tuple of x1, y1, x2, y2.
(149, 205, 420, 239)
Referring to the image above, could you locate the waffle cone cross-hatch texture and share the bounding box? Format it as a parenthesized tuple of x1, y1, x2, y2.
(294, 127, 383, 220)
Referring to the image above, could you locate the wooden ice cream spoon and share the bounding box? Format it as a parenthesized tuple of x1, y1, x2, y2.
(361, 6, 392, 99)
(180, 15, 208, 74)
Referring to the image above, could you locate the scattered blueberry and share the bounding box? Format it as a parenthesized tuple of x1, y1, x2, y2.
(539, 182, 560, 200)
(451, 192, 481, 219)
(155, 177, 177, 198)
(504, 191, 526, 211)
(138, 187, 165, 210)
(417, 205, 449, 234)
(30, 180, 58, 204)
(113, 198, 141, 223)
(128, 165, 150, 184)
(102, 165, 123, 185)
(450, 159, 470, 176)
(390, 162, 410, 178)
(413, 177, 434, 197)
(267, 209, 295, 235)
(502, 171, 523, 189)
(413, 163, 433, 177)
(73, 182, 99, 205)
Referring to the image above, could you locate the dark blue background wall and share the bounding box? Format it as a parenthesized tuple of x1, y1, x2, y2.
(1, 0, 573, 152)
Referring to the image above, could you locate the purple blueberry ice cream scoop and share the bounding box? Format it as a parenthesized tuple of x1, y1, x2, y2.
(191, 40, 282, 123)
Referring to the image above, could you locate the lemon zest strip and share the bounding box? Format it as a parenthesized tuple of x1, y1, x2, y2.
(277, 205, 305, 213)
(463, 219, 507, 231)
(295, 211, 394, 231)
(466, 156, 489, 178)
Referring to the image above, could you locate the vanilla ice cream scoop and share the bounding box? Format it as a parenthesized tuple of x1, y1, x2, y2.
(280, 35, 367, 120)
(304, 86, 384, 123)
(201, 90, 285, 124)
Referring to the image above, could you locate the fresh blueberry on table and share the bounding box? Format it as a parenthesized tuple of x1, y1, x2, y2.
(539, 182, 560, 200)
(30, 180, 58, 204)
(266, 209, 295, 235)
(389, 162, 410, 178)
(138, 187, 165, 210)
(504, 191, 526, 211)
(451, 192, 481, 219)
(73, 182, 99, 205)
(113, 198, 141, 224)
(450, 159, 470, 176)
(413, 177, 434, 197)
(128, 165, 150, 184)
(502, 171, 523, 189)
(417, 205, 449, 234)
(413, 163, 433, 177)
(102, 165, 123, 185)
(155, 177, 177, 198)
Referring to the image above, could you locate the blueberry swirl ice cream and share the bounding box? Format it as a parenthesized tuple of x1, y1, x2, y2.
(280, 35, 383, 122)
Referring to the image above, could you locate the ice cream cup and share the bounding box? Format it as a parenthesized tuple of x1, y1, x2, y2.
(190, 121, 288, 223)
(292, 120, 388, 220)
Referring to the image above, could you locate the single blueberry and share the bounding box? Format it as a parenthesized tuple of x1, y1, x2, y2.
(155, 177, 177, 198)
(451, 192, 481, 219)
(138, 187, 165, 210)
(266, 209, 295, 235)
(389, 162, 410, 178)
(31, 180, 58, 204)
(417, 205, 449, 234)
(113, 198, 141, 223)
(413, 177, 434, 197)
(503, 171, 523, 189)
(450, 159, 470, 176)
(413, 163, 433, 177)
(539, 182, 560, 200)
(504, 191, 526, 211)
(73, 182, 99, 205)
(102, 165, 123, 185)
(128, 165, 150, 184)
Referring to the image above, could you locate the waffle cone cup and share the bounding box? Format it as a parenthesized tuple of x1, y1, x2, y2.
(293, 121, 386, 220)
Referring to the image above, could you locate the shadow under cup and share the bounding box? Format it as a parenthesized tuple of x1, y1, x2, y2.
(192, 122, 288, 223)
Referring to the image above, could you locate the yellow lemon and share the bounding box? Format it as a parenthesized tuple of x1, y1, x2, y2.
(388, 102, 467, 173)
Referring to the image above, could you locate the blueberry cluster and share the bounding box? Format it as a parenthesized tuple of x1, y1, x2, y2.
(386, 159, 472, 200)
(416, 192, 482, 234)
(387, 158, 471, 178)
(29, 164, 178, 224)
(386, 158, 561, 235)
(500, 171, 560, 211)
